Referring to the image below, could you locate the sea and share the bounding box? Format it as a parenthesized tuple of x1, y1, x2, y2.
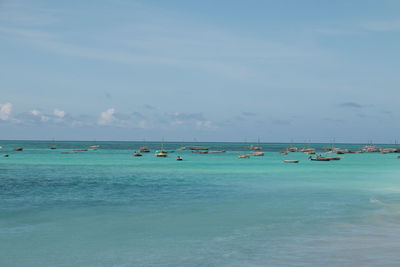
(1, 140, 400, 266)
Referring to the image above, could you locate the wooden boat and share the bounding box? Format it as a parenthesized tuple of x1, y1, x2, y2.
(13, 147, 23, 151)
(140, 139, 150, 152)
(238, 138, 250, 158)
(192, 150, 208, 154)
(176, 156, 183, 161)
(133, 152, 142, 157)
(283, 160, 299, 163)
(309, 155, 330, 161)
(190, 146, 209, 150)
(249, 137, 262, 151)
(209, 150, 226, 153)
(253, 151, 264, 156)
(50, 138, 56, 149)
(177, 139, 186, 150)
(2, 154, 9, 157)
(156, 137, 168, 157)
(140, 146, 150, 153)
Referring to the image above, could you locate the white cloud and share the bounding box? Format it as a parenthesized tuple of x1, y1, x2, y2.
(31, 109, 41, 116)
(0, 103, 12, 120)
(98, 108, 115, 125)
(53, 108, 65, 118)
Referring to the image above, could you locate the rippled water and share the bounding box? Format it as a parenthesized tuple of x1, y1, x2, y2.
(1, 141, 400, 266)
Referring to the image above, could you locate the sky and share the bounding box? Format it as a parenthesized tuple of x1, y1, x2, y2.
(1, 0, 400, 143)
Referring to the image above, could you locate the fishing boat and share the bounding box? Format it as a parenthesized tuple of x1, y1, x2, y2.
(177, 139, 186, 151)
(324, 139, 342, 160)
(133, 151, 142, 157)
(139, 139, 150, 153)
(176, 155, 183, 161)
(238, 138, 251, 159)
(249, 137, 262, 151)
(287, 140, 297, 152)
(13, 147, 23, 151)
(50, 138, 56, 149)
(192, 150, 208, 154)
(283, 160, 299, 163)
(309, 155, 330, 161)
(156, 138, 167, 157)
(209, 150, 226, 153)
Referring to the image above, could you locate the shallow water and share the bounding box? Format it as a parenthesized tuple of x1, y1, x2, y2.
(1, 141, 400, 266)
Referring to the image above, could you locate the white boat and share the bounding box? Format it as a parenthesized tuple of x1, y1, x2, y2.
(253, 151, 264, 156)
(238, 138, 250, 159)
(156, 137, 168, 157)
(283, 160, 299, 163)
(176, 156, 183, 161)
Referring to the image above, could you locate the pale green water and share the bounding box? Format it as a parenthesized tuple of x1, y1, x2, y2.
(1, 141, 400, 266)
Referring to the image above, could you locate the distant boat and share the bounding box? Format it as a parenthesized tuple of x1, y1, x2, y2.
(192, 150, 208, 154)
(253, 151, 264, 156)
(61, 152, 76, 154)
(177, 139, 186, 151)
(73, 149, 88, 151)
(249, 137, 262, 151)
(50, 138, 56, 149)
(283, 160, 299, 163)
(13, 147, 23, 151)
(309, 155, 330, 161)
(287, 140, 297, 152)
(280, 151, 288, 155)
(140, 139, 150, 153)
(88, 145, 99, 151)
(156, 137, 167, 157)
(238, 138, 250, 159)
(133, 151, 142, 157)
(2, 154, 9, 157)
(176, 155, 183, 161)
(209, 150, 226, 153)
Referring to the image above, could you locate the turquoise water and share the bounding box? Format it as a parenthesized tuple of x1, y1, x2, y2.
(1, 141, 400, 266)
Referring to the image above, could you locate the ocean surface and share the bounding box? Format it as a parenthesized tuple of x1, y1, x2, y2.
(1, 140, 400, 266)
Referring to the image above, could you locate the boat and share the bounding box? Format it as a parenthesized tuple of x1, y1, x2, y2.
(310, 157, 330, 161)
(50, 138, 56, 149)
(88, 145, 98, 151)
(209, 150, 226, 153)
(2, 154, 9, 157)
(324, 140, 342, 160)
(192, 150, 208, 154)
(283, 160, 299, 163)
(253, 151, 264, 156)
(156, 137, 168, 157)
(13, 147, 23, 151)
(61, 152, 76, 154)
(133, 151, 142, 157)
(140, 139, 150, 153)
(280, 151, 288, 155)
(249, 137, 262, 151)
(72, 149, 88, 151)
(176, 155, 183, 161)
(287, 140, 297, 152)
(176, 139, 186, 150)
(238, 138, 250, 159)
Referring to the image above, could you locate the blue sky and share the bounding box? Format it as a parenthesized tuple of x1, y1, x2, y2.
(1, 0, 400, 143)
